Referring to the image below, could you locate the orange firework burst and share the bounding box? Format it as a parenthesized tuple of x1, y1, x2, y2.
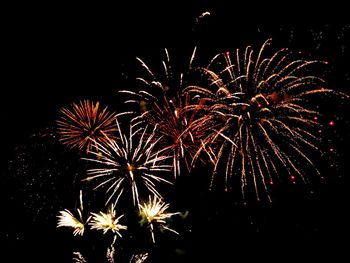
(188, 39, 348, 201)
(57, 100, 118, 153)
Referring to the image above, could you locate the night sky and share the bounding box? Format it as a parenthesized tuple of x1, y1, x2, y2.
(2, 2, 349, 262)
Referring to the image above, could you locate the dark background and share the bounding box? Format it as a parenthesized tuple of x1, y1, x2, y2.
(2, 2, 349, 262)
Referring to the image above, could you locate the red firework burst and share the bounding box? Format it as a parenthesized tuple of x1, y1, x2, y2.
(57, 100, 118, 153)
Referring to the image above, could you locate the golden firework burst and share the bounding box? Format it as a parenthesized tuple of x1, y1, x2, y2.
(139, 195, 179, 243)
(89, 202, 127, 236)
(187, 39, 348, 201)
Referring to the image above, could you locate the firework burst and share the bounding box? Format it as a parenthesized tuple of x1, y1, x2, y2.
(57, 191, 90, 236)
(119, 48, 206, 177)
(83, 114, 173, 206)
(89, 202, 127, 236)
(57, 209, 85, 236)
(57, 100, 118, 153)
(139, 195, 179, 243)
(187, 39, 348, 201)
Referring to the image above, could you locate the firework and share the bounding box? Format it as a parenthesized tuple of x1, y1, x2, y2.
(129, 253, 149, 263)
(57, 100, 118, 153)
(106, 245, 116, 263)
(140, 92, 208, 178)
(57, 209, 85, 236)
(139, 195, 179, 243)
(57, 191, 90, 236)
(187, 39, 348, 201)
(119, 48, 206, 177)
(73, 251, 87, 263)
(89, 202, 127, 236)
(83, 115, 173, 206)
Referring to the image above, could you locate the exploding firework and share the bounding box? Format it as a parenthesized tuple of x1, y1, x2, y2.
(119, 48, 206, 177)
(139, 195, 179, 243)
(57, 209, 85, 236)
(57, 191, 90, 236)
(57, 100, 118, 153)
(89, 202, 127, 236)
(187, 39, 348, 201)
(83, 114, 173, 206)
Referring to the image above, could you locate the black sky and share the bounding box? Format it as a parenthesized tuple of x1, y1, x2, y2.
(2, 2, 349, 262)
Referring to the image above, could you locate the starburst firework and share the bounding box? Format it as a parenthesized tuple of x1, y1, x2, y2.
(89, 202, 127, 236)
(83, 115, 173, 206)
(139, 195, 179, 243)
(188, 39, 348, 201)
(57, 100, 118, 153)
(119, 48, 206, 177)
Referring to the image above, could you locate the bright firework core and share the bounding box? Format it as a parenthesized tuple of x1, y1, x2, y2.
(127, 163, 136, 172)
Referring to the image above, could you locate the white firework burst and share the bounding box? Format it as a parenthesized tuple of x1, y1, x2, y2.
(83, 115, 173, 206)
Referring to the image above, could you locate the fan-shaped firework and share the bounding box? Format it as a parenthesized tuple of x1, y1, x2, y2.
(57, 209, 85, 236)
(57, 191, 90, 236)
(120, 48, 206, 177)
(57, 100, 118, 153)
(188, 39, 348, 201)
(89, 202, 127, 236)
(139, 195, 179, 243)
(84, 115, 173, 206)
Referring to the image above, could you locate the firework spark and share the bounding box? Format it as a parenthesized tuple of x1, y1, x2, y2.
(129, 253, 149, 263)
(83, 115, 173, 206)
(106, 245, 116, 263)
(57, 100, 118, 153)
(57, 191, 90, 236)
(139, 195, 179, 243)
(89, 202, 127, 236)
(73, 251, 87, 263)
(119, 48, 206, 178)
(187, 39, 348, 201)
